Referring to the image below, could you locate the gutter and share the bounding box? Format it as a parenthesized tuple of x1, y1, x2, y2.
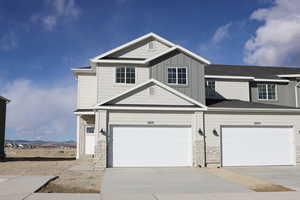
(207, 107, 300, 113)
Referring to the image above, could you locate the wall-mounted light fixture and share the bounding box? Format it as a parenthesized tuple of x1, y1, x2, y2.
(198, 128, 204, 136)
(213, 129, 219, 136)
(100, 128, 106, 135)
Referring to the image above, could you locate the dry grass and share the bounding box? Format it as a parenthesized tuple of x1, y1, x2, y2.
(0, 148, 103, 193)
(206, 168, 295, 192)
(251, 184, 295, 192)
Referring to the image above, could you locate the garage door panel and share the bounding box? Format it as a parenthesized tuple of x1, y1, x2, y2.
(111, 126, 192, 167)
(222, 127, 295, 166)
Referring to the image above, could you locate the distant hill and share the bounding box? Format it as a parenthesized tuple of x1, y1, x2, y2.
(5, 140, 76, 148)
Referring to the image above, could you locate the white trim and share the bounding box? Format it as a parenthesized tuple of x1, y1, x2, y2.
(97, 106, 205, 111)
(0, 96, 10, 103)
(254, 78, 290, 83)
(91, 45, 211, 65)
(143, 46, 177, 63)
(96, 78, 208, 109)
(176, 45, 211, 64)
(71, 68, 95, 73)
(207, 107, 300, 112)
(91, 59, 146, 64)
(205, 75, 254, 80)
(277, 74, 300, 78)
(74, 111, 95, 115)
(92, 33, 176, 61)
(76, 116, 80, 159)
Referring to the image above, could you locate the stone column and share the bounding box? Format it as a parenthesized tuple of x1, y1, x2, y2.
(192, 111, 205, 167)
(94, 110, 108, 168)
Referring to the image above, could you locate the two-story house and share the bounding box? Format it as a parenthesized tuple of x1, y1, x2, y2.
(72, 33, 300, 168)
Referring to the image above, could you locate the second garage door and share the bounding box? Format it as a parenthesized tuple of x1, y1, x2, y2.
(110, 126, 192, 167)
(221, 126, 295, 166)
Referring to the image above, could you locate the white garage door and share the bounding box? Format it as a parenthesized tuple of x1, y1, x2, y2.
(222, 126, 295, 166)
(110, 126, 192, 167)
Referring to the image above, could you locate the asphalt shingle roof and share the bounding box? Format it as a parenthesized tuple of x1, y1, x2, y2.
(206, 99, 299, 109)
(206, 64, 300, 79)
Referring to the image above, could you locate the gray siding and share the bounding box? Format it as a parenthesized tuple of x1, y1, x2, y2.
(150, 51, 205, 104)
(0, 100, 7, 159)
(250, 81, 296, 107)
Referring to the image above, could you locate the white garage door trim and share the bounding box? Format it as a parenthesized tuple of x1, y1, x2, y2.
(221, 125, 296, 167)
(109, 125, 193, 167)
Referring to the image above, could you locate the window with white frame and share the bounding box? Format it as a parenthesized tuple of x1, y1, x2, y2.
(167, 67, 187, 85)
(205, 80, 215, 98)
(85, 125, 95, 134)
(116, 67, 135, 84)
(257, 83, 276, 100)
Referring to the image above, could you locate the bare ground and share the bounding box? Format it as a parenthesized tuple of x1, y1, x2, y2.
(0, 148, 103, 193)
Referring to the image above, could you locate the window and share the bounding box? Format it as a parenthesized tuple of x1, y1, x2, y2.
(258, 84, 276, 100)
(86, 126, 95, 134)
(167, 67, 187, 85)
(116, 67, 135, 84)
(205, 80, 215, 98)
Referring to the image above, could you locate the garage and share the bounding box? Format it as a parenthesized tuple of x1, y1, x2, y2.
(221, 126, 295, 167)
(109, 126, 193, 167)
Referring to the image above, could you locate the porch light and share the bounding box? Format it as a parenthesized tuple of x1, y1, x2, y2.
(213, 129, 219, 136)
(100, 128, 106, 135)
(198, 128, 204, 136)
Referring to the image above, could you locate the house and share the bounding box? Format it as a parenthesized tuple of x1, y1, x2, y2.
(0, 96, 10, 159)
(72, 33, 300, 168)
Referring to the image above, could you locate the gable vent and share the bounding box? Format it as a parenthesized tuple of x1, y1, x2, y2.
(148, 41, 154, 49)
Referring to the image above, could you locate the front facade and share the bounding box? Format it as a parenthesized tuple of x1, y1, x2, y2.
(0, 96, 10, 159)
(73, 33, 300, 168)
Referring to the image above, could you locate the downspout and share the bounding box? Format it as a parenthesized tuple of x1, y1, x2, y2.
(295, 81, 300, 107)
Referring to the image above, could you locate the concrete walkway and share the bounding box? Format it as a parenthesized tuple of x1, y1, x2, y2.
(26, 193, 101, 200)
(0, 175, 56, 200)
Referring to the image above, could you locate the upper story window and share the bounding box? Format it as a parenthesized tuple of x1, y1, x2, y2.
(167, 67, 187, 85)
(205, 80, 215, 98)
(116, 67, 135, 84)
(257, 83, 276, 100)
(85, 125, 95, 134)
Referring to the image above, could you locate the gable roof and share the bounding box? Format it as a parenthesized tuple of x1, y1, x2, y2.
(90, 33, 211, 65)
(97, 79, 207, 110)
(206, 64, 300, 81)
(91, 33, 175, 61)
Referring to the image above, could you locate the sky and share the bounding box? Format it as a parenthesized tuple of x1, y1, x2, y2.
(1, 0, 300, 141)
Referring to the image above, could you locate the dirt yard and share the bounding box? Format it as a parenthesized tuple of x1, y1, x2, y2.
(0, 148, 103, 193)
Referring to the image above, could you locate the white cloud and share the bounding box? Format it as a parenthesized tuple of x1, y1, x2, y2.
(244, 0, 300, 65)
(32, 0, 80, 31)
(0, 31, 18, 51)
(212, 23, 232, 43)
(1, 79, 76, 141)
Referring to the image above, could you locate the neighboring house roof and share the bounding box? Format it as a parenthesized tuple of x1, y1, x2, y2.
(97, 79, 208, 110)
(206, 64, 300, 80)
(0, 96, 10, 103)
(207, 99, 300, 110)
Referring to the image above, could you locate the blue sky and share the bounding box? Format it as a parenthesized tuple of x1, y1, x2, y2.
(0, 0, 299, 141)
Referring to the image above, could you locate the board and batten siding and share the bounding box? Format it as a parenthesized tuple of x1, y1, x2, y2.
(204, 112, 300, 164)
(97, 66, 149, 103)
(109, 38, 170, 59)
(0, 100, 7, 158)
(116, 85, 194, 106)
(150, 51, 206, 105)
(77, 74, 97, 108)
(250, 81, 296, 107)
(208, 79, 250, 101)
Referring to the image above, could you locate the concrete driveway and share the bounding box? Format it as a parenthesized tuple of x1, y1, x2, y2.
(101, 168, 251, 198)
(228, 166, 300, 191)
